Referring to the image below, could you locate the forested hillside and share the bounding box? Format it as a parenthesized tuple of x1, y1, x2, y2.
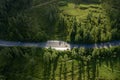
(0, 46, 120, 80)
(0, 0, 120, 43)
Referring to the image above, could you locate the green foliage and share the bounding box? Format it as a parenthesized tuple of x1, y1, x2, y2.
(0, 0, 48, 42)
(58, 1, 67, 6)
(58, 1, 119, 43)
(0, 46, 120, 80)
(102, 0, 120, 40)
(0, 0, 120, 43)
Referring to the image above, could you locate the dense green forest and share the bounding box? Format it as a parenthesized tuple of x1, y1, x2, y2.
(0, 0, 120, 80)
(0, 46, 120, 80)
(0, 0, 120, 43)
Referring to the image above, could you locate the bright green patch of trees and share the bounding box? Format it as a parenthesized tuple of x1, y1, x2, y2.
(56, 0, 120, 43)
